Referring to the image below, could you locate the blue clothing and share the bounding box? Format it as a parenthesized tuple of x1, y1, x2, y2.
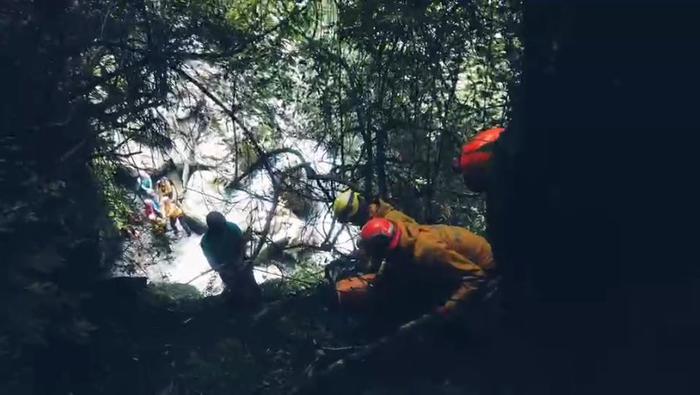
(151, 200, 163, 216)
(140, 177, 152, 190)
(137, 173, 154, 195)
(200, 222, 245, 271)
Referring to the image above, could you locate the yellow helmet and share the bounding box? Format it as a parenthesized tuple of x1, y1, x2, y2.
(333, 189, 360, 221)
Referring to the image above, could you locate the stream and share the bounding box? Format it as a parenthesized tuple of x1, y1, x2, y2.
(117, 134, 355, 295)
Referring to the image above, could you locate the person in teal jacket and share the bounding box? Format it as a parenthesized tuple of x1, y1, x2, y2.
(200, 211, 260, 306)
(137, 170, 154, 196)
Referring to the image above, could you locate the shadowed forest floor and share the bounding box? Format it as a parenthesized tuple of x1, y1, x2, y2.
(69, 278, 497, 395)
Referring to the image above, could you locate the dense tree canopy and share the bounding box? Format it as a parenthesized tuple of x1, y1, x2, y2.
(4, 1, 699, 395)
(297, 0, 519, 224)
(0, 0, 521, 393)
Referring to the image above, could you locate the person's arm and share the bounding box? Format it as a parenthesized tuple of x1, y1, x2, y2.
(413, 233, 486, 316)
(209, 260, 223, 271)
(140, 181, 154, 195)
(226, 222, 244, 248)
(224, 222, 250, 271)
(362, 255, 382, 273)
(169, 180, 179, 202)
(201, 241, 223, 271)
(343, 248, 372, 272)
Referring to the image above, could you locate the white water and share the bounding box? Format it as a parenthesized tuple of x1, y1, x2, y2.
(116, 78, 356, 295)
(140, 234, 287, 295)
(114, 60, 358, 294)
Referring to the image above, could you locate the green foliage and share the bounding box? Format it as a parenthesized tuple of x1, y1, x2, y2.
(291, 261, 325, 289)
(148, 282, 203, 306)
(261, 260, 324, 299)
(290, 0, 521, 229)
(226, 0, 297, 32)
(0, 0, 520, 391)
(0, 0, 262, 391)
(92, 158, 137, 232)
(186, 0, 520, 233)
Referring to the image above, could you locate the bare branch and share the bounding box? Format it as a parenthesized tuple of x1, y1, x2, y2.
(176, 68, 277, 183)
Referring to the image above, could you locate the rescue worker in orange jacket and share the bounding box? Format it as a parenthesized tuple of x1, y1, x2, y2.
(452, 127, 505, 193)
(335, 217, 495, 318)
(330, 189, 418, 273)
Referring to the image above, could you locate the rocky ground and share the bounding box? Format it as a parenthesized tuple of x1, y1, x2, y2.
(80, 275, 499, 395)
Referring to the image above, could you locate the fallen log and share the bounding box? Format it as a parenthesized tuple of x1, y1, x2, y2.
(292, 312, 439, 395)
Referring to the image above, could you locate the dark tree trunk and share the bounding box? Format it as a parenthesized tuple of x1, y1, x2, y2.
(354, 83, 373, 197)
(490, 4, 700, 394)
(363, 128, 374, 198)
(376, 127, 388, 199)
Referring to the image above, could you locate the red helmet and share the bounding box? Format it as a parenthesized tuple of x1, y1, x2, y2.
(359, 218, 401, 255)
(452, 127, 505, 192)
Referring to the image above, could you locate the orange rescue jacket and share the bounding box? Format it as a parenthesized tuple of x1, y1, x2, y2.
(368, 199, 418, 226)
(163, 199, 184, 219)
(383, 221, 495, 312)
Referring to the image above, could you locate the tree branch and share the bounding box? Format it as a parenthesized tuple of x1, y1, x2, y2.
(176, 67, 277, 181)
(293, 313, 439, 395)
(224, 147, 307, 191)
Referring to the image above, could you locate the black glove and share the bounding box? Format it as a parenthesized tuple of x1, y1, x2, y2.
(324, 257, 362, 283)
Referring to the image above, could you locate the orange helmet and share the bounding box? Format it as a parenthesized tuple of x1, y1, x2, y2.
(359, 218, 401, 256)
(452, 127, 505, 192)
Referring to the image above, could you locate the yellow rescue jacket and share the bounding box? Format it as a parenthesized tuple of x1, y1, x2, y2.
(368, 199, 418, 226)
(383, 221, 495, 312)
(163, 199, 183, 219)
(158, 180, 175, 199)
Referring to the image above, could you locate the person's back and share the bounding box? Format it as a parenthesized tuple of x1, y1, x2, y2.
(137, 170, 154, 195)
(396, 223, 495, 273)
(201, 211, 259, 307)
(368, 198, 418, 227)
(358, 218, 495, 317)
(200, 220, 244, 270)
(333, 190, 418, 228)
